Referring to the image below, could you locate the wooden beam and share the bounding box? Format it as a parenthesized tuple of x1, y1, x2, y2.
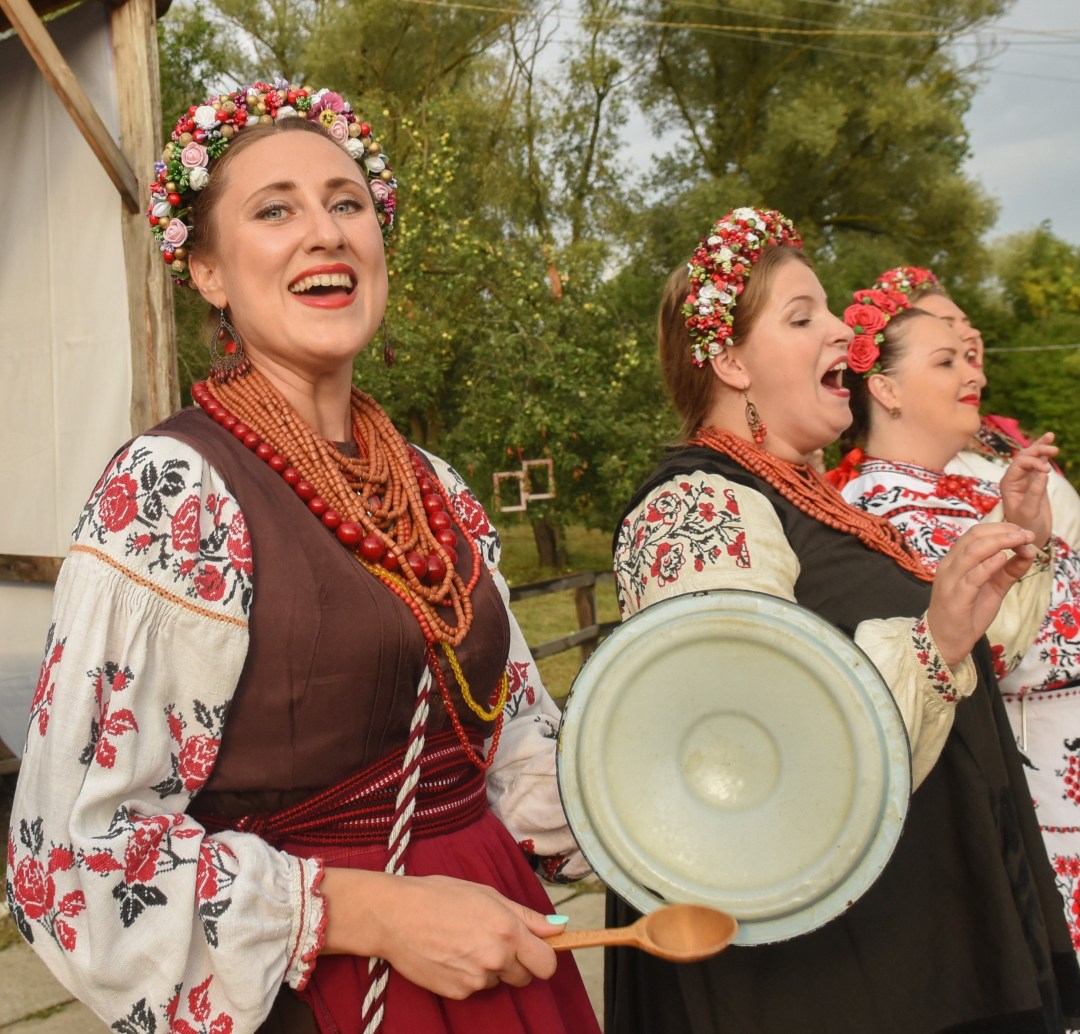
(110, 0, 179, 428)
(0, 554, 63, 584)
(0, 0, 141, 212)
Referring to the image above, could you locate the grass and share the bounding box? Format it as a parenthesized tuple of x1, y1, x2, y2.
(497, 521, 620, 704)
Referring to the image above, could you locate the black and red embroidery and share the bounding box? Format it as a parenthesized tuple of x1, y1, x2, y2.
(6, 820, 85, 951)
(75, 445, 253, 616)
(615, 479, 751, 609)
(153, 699, 230, 799)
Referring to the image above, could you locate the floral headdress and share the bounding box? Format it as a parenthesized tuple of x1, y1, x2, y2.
(682, 207, 802, 366)
(872, 265, 939, 298)
(148, 78, 397, 288)
(843, 287, 911, 376)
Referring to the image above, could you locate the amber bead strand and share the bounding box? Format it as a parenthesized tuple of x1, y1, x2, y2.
(689, 427, 933, 583)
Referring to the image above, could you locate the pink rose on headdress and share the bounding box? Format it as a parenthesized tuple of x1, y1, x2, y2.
(180, 141, 208, 169)
(310, 90, 345, 116)
(847, 334, 880, 374)
(162, 219, 189, 249)
(844, 302, 887, 337)
(327, 115, 350, 144)
(369, 179, 391, 203)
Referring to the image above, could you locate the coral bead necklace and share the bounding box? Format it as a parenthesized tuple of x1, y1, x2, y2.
(191, 366, 507, 767)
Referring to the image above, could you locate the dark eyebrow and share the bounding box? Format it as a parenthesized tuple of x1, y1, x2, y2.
(242, 176, 364, 206)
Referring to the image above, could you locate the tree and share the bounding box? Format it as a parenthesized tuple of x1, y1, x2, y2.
(615, 0, 1009, 297)
(978, 224, 1080, 482)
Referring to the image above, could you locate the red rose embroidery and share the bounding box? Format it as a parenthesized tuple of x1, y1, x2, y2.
(196, 853, 219, 903)
(14, 857, 53, 919)
(1053, 604, 1080, 641)
(847, 333, 880, 374)
(179, 734, 220, 792)
(171, 495, 202, 553)
(124, 817, 170, 884)
(194, 565, 226, 601)
(98, 473, 140, 532)
(226, 512, 252, 575)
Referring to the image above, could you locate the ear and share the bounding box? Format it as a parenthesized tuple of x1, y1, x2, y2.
(707, 346, 751, 392)
(187, 251, 228, 310)
(866, 371, 899, 411)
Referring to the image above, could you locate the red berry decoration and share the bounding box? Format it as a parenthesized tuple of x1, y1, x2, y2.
(429, 510, 452, 532)
(360, 535, 385, 563)
(426, 555, 447, 584)
(336, 522, 362, 546)
(406, 551, 427, 579)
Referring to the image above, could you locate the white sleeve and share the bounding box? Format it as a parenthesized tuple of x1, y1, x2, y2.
(614, 472, 974, 789)
(6, 435, 324, 1034)
(422, 451, 589, 881)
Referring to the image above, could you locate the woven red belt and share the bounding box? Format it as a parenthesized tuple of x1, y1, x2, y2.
(195, 727, 488, 848)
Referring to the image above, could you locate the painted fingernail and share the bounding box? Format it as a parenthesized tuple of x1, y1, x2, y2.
(546, 914, 570, 925)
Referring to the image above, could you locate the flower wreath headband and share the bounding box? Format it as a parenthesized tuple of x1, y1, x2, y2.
(843, 265, 940, 376)
(148, 78, 398, 288)
(842, 287, 912, 377)
(873, 265, 938, 298)
(683, 207, 802, 366)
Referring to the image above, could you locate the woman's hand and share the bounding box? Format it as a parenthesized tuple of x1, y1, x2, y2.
(1000, 433, 1057, 547)
(927, 521, 1037, 669)
(320, 868, 562, 998)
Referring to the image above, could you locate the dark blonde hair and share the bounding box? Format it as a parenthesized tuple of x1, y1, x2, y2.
(658, 245, 812, 440)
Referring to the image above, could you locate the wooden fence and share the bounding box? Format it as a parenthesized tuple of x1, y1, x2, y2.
(508, 570, 618, 666)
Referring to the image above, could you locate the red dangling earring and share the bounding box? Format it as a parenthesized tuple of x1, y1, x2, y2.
(744, 390, 767, 445)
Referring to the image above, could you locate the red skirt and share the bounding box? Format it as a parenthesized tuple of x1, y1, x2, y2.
(284, 809, 600, 1034)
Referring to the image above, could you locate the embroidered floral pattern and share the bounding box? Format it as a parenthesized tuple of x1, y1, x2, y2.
(1053, 853, 1080, 951)
(79, 661, 139, 768)
(911, 617, 957, 703)
(29, 626, 64, 739)
(615, 479, 750, 610)
(74, 444, 253, 617)
(115, 975, 235, 1034)
(152, 699, 230, 799)
(846, 457, 1080, 695)
(6, 820, 85, 951)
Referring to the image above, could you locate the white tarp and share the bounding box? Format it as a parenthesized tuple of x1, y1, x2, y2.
(0, 2, 133, 750)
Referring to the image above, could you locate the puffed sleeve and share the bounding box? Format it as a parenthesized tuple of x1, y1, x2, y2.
(420, 450, 589, 881)
(6, 436, 324, 1034)
(614, 472, 977, 789)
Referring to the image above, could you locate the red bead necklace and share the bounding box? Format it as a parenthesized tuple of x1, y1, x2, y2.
(191, 376, 507, 766)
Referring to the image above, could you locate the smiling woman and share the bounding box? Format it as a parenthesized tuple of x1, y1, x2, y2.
(839, 285, 1080, 957)
(5, 80, 600, 1034)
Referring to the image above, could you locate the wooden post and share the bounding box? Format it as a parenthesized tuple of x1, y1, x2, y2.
(110, 0, 179, 429)
(574, 574, 599, 665)
(0, 0, 140, 212)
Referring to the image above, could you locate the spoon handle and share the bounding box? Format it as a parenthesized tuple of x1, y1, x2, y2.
(546, 926, 637, 952)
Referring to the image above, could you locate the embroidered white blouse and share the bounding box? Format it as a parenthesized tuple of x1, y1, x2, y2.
(6, 435, 584, 1034)
(612, 469, 1021, 790)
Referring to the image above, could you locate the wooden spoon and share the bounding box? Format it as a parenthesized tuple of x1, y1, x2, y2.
(546, 903, 738, 962)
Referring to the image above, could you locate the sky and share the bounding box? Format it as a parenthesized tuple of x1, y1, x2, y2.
(958, 0, 1080, 244)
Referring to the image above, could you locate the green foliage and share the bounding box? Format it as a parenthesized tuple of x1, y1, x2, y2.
(156, 0, 1069, 562)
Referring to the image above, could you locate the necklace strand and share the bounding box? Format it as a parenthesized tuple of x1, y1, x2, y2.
(190, 369, 508, 767)
(689, 428, 933, 583)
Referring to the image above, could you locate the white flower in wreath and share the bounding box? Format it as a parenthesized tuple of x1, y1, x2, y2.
(274, 105, 299, 120)
(344, 139, 365, 160)
(698, 282, 722, 303)
(151, 197, 172, 218)
(188, 167, 210, 191)
(193, 105, 218, 130)
(732, 207, 758, 223)
(363, 154, 387, 175)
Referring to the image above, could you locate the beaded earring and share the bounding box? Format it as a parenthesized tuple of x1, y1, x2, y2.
(209, 309, 247, 381)
(744, 391, 767, 445)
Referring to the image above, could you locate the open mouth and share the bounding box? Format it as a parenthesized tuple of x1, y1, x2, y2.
(289, 271, 357, 297)
(821, 360, 848, 391)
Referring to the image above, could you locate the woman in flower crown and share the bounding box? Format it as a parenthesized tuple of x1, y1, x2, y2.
(6, 80, 600, 1034)
(837, 291, 1080, 954)
(608, 206, 1080, 1032)
(874, 265, 1080, 551)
